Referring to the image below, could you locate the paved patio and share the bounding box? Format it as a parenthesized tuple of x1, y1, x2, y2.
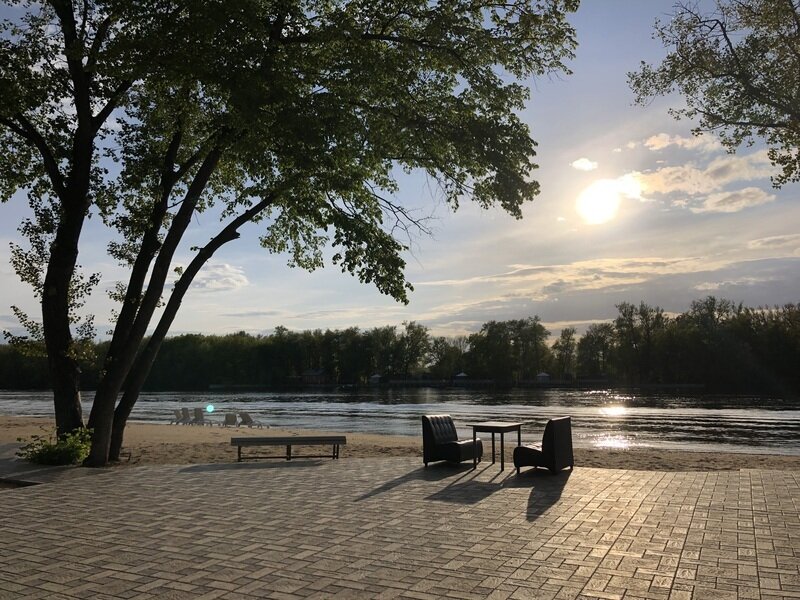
(0, 457, 799, 599)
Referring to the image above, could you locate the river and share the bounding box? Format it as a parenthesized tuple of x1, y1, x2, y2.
(2, 388, 799, 455)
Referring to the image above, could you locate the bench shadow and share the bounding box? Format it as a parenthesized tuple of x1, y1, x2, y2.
(503, 468, 572, 521)
(179, 460, 324, 474)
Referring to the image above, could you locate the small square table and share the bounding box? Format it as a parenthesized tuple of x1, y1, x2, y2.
(470, 421, 523, 470)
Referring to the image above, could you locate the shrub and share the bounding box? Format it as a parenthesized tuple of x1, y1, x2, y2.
(16, 428, 93, 465)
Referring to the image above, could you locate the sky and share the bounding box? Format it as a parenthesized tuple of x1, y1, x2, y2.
(2, 1, 799, 341)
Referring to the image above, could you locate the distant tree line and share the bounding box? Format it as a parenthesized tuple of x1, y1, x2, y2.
(1, 297, 798, 394)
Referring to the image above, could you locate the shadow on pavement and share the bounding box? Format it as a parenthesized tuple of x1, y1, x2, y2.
(180, 460, 325, 473)
(425, 479, 504, 504)
(355, 460, 478, 501)
(504, 467, 572, 520)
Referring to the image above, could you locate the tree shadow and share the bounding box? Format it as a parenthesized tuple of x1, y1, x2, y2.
(504, 467, 572, 521)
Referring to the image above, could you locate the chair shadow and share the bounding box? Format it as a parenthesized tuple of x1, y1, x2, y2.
(425, 479, 504, 504)
(503, 467, 572, 521)
(423, 462, 521, 504)
(355, 461, 478, 502)
(179, 460, 324, 474)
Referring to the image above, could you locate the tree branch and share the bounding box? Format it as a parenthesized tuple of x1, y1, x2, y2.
(49, 0, 92, 126)
(0, 114, 66, 198)
(85, 14, 112, 73)
(92, 80, 133, 133)
(110, 126, 185, 346)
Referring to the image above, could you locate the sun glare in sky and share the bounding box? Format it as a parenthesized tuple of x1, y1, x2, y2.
(575, 175, 643, 225)
(575, 179, 624, 224)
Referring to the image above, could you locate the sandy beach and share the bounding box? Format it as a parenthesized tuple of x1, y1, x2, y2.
(2, 415, 800, 471)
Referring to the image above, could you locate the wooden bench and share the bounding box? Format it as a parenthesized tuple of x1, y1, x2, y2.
(231, 436, 346, 462)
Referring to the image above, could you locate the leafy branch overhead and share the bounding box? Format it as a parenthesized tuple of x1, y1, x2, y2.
(629, 0, 800, 187)
(0, 0, 579, 465)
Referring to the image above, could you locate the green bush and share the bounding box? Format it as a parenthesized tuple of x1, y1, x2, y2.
(16, 428, 93, 465)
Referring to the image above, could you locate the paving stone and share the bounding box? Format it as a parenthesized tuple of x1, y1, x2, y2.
(0, 459, 798, 598)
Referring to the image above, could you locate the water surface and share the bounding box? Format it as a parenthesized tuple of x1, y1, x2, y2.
(2, 388, 798, 455)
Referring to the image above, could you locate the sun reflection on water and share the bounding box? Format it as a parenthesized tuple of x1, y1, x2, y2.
(601, 405, 627, 417)
(593, 435, 633, 450)
(595, 404, 632, 448)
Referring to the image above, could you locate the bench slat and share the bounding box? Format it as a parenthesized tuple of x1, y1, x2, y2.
(231, 436, 347, 446)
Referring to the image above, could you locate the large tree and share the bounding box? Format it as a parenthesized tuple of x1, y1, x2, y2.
(629, 0, 800, 187)
(575, 322, 614, 380)
(551, 326, 576, 380)
(613, 302, 667, 385)
(466, 317, 550, 382)
(1, 0, 579, 466)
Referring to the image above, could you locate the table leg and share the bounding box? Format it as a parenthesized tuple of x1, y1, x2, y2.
(491, 433, 496, 464)
(500, 432, 505, 471)
(517, 426, 521, 475)
(473, 429, 477, 469)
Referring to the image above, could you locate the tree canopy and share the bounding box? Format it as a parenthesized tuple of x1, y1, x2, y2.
(629, 0, 800, 186)
(0, 0, 580, 465)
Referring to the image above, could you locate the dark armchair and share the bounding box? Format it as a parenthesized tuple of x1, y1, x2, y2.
(514, 416, 574, 475)
(422, 415, 483, 467)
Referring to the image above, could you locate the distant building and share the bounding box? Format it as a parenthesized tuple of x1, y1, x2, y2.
(536, 372, 550, 383)
(454, 372, 468, 386)
(302, 369, 326, 385)
(369, 373, 383, 385)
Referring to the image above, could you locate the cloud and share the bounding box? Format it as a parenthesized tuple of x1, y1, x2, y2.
(748, 234, 800, 250)
(632, 150, 776, 198)
(416, 256, 800, 336)
(417, 256, 704, 293)
(694, 276, 773, 291)
(644, 132, 721, 153)
(570, 158, 598, 171)
(220, 310, 283, 318)
(189, 263, 249, 292)
(690, 187, 776, 214)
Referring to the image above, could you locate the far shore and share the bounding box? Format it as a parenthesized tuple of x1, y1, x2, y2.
(2, 415, 800, 472)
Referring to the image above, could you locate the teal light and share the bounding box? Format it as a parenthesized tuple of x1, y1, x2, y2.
(206, 404, 215, 413)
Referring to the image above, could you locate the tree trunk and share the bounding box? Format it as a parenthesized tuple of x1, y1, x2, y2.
(108, 340, 160, 462)
(48, 350, 83, 436)
(109, 229, 242, 461)
(86, 150, 224, 466)
(42, 189, 91, 436)
(43, 260, 83, 436)
(84, 363, 129, 466)
(108, 195, 275, 461)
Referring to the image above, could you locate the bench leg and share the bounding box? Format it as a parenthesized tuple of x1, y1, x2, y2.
(286, 445, 292, 460)
(237, 446, 242, 462)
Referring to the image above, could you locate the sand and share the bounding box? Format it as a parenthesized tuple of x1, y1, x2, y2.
(2, 415, 800, 471)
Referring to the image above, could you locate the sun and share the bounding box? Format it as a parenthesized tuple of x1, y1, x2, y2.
(575, 179, 623, 225)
